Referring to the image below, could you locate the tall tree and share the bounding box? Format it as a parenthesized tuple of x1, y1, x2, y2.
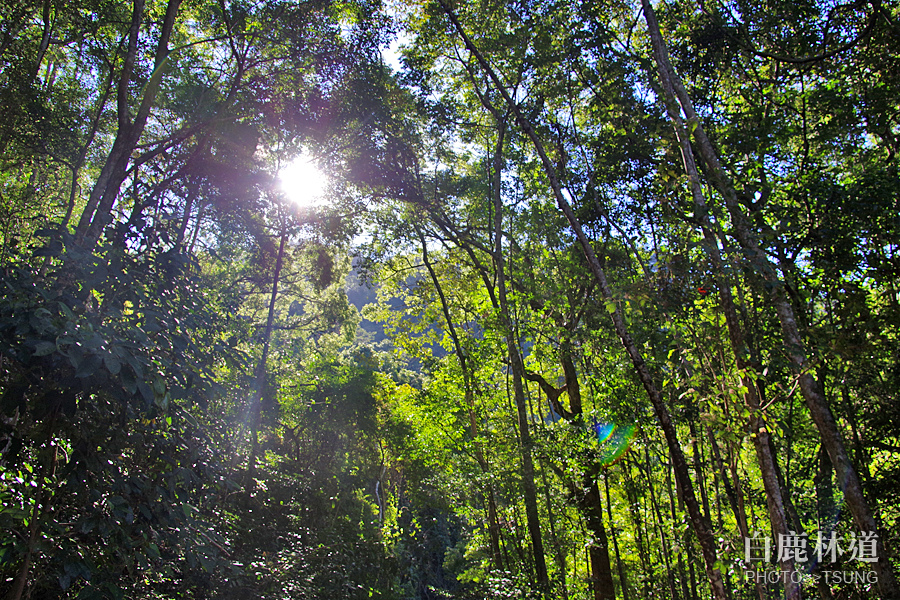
(641, 1, 899, 596)
(436, 2, 729, 597)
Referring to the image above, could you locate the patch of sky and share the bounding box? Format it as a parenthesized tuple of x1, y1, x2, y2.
(381, 29, 412, 73)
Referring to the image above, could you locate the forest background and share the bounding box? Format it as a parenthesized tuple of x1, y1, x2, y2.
(0, 0, 898, 599)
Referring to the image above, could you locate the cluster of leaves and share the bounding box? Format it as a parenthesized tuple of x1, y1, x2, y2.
(0, 230, 234, 597)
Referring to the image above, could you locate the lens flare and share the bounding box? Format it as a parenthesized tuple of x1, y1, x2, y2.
(594, 422, 615, 443)
(591, 420, 636, 466)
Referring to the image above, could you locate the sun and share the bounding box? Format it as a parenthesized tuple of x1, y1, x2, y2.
(278, 154, 328, 208)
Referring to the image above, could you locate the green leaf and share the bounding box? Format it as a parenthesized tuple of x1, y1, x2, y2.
(138, 381, 154, 404)
(121, 367, 137, 395)
(58, 302, 75, 320)
(104, 354, 121, 375)
(147, 543, 160, 560)
(75, 354, 102, 379)
(33, 341, 57, 356)
(199, 554, 216, 572)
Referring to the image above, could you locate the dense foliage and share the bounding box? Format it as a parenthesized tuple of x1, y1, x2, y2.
(1, 0, 898, 599)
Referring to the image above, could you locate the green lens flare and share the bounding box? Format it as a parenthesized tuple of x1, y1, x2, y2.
(591, 421, 636, 466)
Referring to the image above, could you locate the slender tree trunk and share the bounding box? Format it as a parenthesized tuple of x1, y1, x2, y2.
(685, 527, 699, 600)
(489, 124, 550, 593)
(623, 459, 652, 598)
(187, 199, 206, 256)
(642, 3, 801, 596)
(248, 228, 286, 474)
(689, 419, 712, 523)
(814, 446, 836, 533)
(604, 475, 630, 600)
(668, 461, 691, 600)
(643, 450, 679, 600)
(175, 178, 198, 250)
(540, 463, 568, 599)
(76, 0, 184, 252)
(813, 446, 837, 600)
(581, 480, 616, 600)
(6, 415, 59, 600)
(708, 429, 748, 538)
(839, 385, 872, 485)
(58, 56, 115, 233)
(709, 429, 767, 600)
(561, 352, 615, 600)
(33, 0, 53, 79)
(419, 227, 504, 570)
(74, 0, 144, 245)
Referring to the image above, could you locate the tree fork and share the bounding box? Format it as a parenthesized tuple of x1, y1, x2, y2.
(76, 0, 184, 252)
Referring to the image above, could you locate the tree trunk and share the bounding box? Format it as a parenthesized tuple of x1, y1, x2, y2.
(248, 228, 286, 474)
(420, 226, 504, 570)
(76, 0, 183, 252)
(6, 415, 59, 600)
(581, 480, 616, 600)
(709, 429, 768, 600)
(626, 462, 653, 598)
(643, 449, 679, 600)
(540, 461, 568, 599)
(642, 2, 803, 596)
(668, 460, 691, 600)
(605, 475, 630, 600)
(488, 118, 550, 592)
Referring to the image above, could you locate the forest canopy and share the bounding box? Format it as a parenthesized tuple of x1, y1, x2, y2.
(0, 0, 898, 599)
